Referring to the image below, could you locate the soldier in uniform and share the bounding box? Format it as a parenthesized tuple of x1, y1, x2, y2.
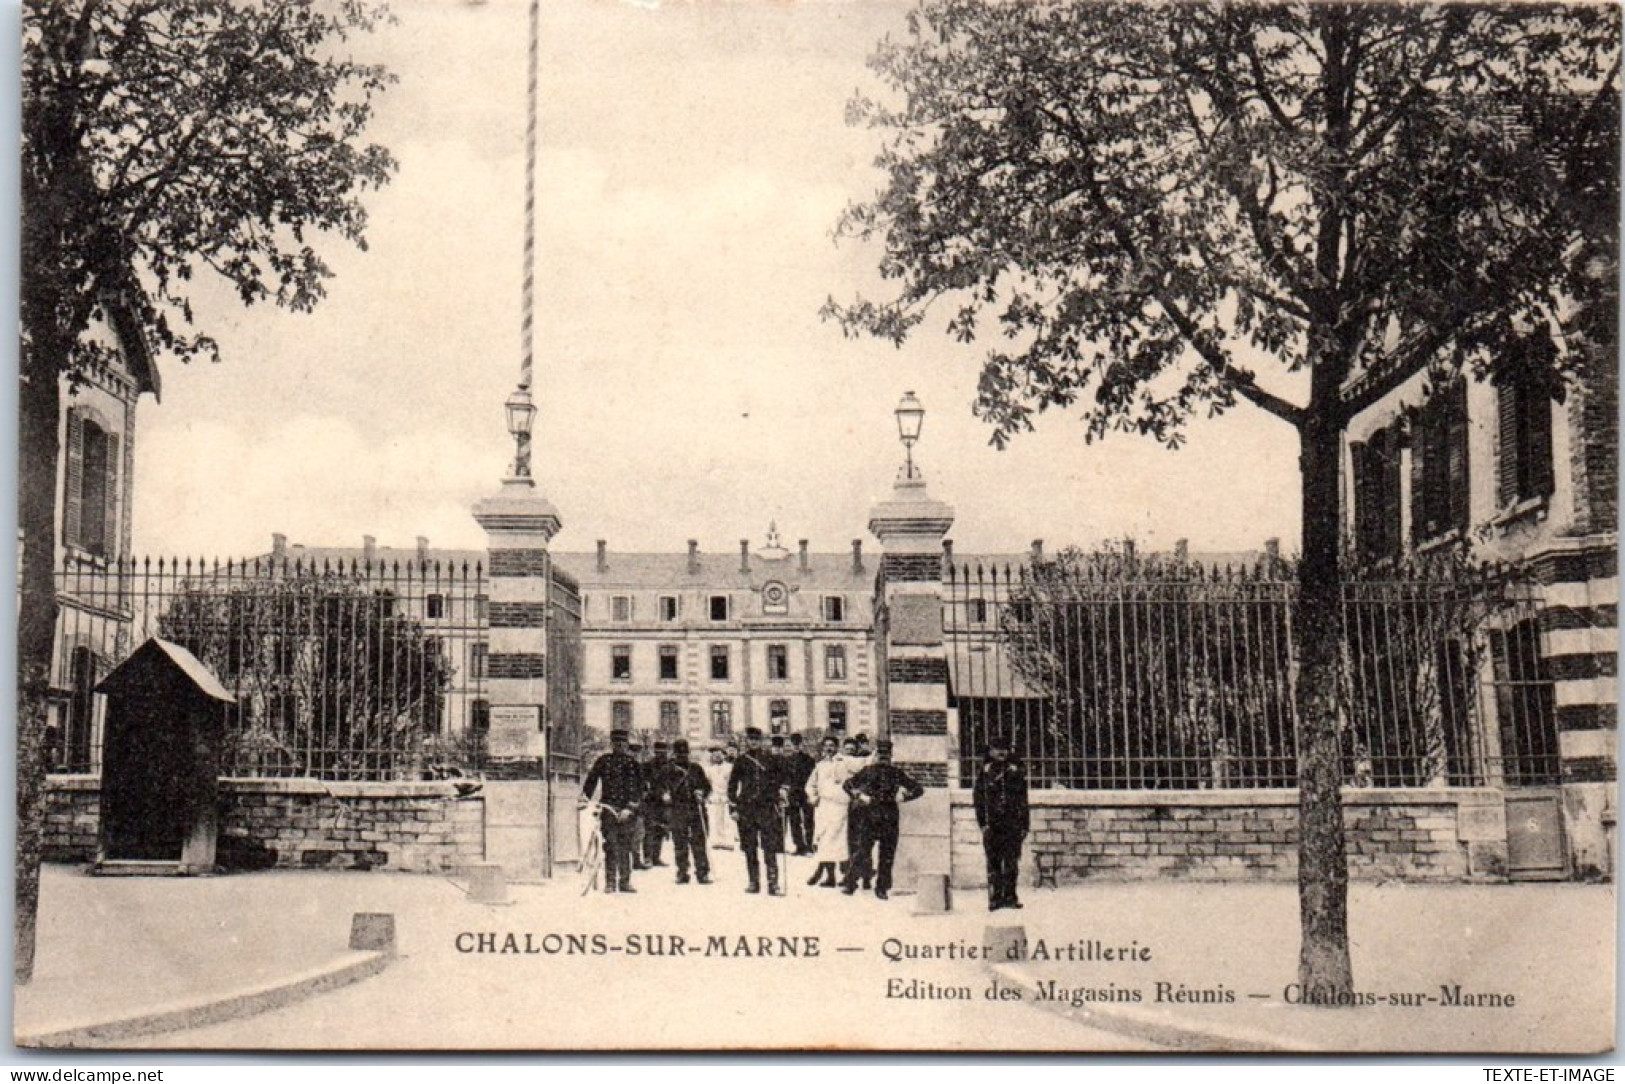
(840, 735, 871, 888)
(728, 726, 789, 895)
(642, 739, 672, 868)
(784, 733, 817, 856)
(579, 729, 643, 893)
(628, 737, 648, 869)
(655, 739, 713, 884)
(841, 739, 924, 900)
(973, 733, 1030, 911)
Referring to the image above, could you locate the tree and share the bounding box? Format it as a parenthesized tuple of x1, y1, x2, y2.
(158, 572, 454, 782)
(828, 0, 1618, 997)
(20, 0, 395, 982)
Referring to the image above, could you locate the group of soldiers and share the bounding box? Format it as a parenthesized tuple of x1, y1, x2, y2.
(581, 726, 1031, 910)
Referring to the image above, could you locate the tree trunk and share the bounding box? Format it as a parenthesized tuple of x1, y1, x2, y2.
(1295, 416, 1353, 1000)
(16, 348, 63, 986)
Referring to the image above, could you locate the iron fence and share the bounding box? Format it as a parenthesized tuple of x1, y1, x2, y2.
(52, 555, 489, 780)
(947, 555, 1556, 790)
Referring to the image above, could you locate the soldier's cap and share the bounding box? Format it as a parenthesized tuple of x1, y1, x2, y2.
(988, 734, 1013, 751)
(652, 739, 669, 751)
(855, 732, 870, 743)
(789, 733, 804, 745)
(769, 735, 785, 748)
(671, 739, 689, 754)
(743, 726, 764, 739)
(629, 739, 644, 750)
(610, 729, 630, 742)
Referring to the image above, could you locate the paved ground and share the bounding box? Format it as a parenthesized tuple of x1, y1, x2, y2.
(14, 857, 1617, 1053)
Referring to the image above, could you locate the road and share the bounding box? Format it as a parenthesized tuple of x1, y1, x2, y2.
(127, 855, 1163, 1052)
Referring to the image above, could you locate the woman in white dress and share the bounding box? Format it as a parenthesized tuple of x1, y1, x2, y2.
(804, 735, 849, 887)
(703, 746, 736, 849)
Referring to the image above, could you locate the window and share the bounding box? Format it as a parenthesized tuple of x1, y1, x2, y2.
(823, 595, 845, 622)
(1352, 425, 1402, 566)
(470, 698, 491, 733)
(769, 699, 790, 734)
(425, 594, 446, 619)
(611, 645, 632, 682)
(611, 595, 633, 622)
(710, 645, 730, 681)
(1411, 380, 1469, 544)
(659, 595, 681, 622)
(824, 645, 847, 681)
(709, 700, 733, 738)
(1498, 374, 1556, 509)
(767, 644, 789, 681)
(827, 700, 848, 732)
(709, 595, 730, 621)
(968, 598, 989, 625)
(612, 700, 633, 731)
(474, 594, 489, 621)
(65, 411, 119, 558)
(470, 643, 488, 681)
(1490, 619, 1559, 786)
(659, 645, 680, 681)
(659, 700, 681, 734)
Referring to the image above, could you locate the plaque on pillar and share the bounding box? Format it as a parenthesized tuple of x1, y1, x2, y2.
(487, 705, 546, 759)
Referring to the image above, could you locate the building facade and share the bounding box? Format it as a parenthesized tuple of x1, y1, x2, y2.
(49, 302, 161, 772)
(1341, 331, 1618, 878)
(551, 526, 880, 745)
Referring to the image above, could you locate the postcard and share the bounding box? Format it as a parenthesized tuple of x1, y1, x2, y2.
(15, 0, 1618, 1053)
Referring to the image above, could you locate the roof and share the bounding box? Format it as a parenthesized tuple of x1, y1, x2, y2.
(96, 638, 236, 704)
(551, 551, 873, 591)
(104, 289, 161, 401)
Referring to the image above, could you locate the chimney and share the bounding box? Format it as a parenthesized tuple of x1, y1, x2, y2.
(363, 535, 377, 564)
(798, 540, 809, 573)
(943, 539, 954, 563)
(416, 536, 430, 563)
(1174, 538, 1189, 562)
(1123, 538, 1136, 560)
(272, 533, 287, 560)
(596, 540, 608, 573)
(1264, 538, 1281, 564)
(740, 539, 751, 574)
(851, 539, 864, 574)
(1031, 539, 1044, 561)
(688, 540, 700, 574)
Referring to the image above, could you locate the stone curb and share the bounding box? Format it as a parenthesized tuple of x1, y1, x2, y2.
(986, 962, 1324, 1054)
(16, 950, 392, 1049)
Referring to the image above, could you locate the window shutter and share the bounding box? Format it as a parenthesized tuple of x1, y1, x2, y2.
(1497, 384, 1521, 508)
(102, 431, 121, 558)
(1351, 440, 1373, 564)
(1446, 382, 1470, 531)
(1409, 409, 1429, 546)
(63, 409, 84, 549)
(1380, 428, 1403, 561)
(1526, 389, 1554, 499)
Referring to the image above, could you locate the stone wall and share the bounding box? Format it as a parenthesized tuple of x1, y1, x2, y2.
(949, 788, 1509, 889)
(42, 776, 485, 873)
(43, 775, 100, 862)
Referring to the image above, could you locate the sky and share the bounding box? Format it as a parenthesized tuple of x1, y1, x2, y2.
(129, 0, 1305, 561)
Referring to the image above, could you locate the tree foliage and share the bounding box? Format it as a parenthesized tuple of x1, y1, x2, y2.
(22, 0, 396, 372)
(828, 0, 1618, 447)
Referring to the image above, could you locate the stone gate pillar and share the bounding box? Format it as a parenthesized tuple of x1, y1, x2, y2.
(472, 476, 562, 882)
(869, 451, 955, 897)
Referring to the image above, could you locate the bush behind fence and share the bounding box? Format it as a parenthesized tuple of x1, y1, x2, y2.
(946, 553, 1558, 791)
